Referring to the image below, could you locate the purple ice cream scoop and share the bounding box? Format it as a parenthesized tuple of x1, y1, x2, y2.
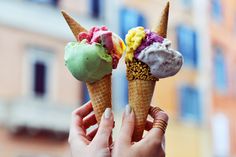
(134, 30, 164, 59)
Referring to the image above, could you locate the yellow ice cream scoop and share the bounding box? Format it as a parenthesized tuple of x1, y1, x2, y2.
(125, 27, 146, 62)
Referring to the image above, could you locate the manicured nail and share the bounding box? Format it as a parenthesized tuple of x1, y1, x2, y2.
(104, 108, 111, 119)
(125, 105, 131, 116)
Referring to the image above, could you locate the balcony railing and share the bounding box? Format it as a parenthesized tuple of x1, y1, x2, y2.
(0, 98, 74, 136)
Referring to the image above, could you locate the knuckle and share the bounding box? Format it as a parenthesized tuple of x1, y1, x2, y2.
(153, 139, 162, 147)
(158, 111, 169, 122)
(147, 137, 162, 148)
(99, 127, 111, 136)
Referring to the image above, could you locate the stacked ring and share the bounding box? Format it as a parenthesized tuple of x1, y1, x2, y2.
(149, 106, 167, 133)
(153, 118, 167, 133)
(149, 106, 163, 116)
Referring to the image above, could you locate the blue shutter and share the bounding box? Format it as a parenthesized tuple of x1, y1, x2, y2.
(176, 25, 198, 68)
(211, 0, 223, 22)
(179, 85, 201, 122)
(214, 47, 227, 92)
(89, 0, 101, 18)
(119, 8, 147, 39)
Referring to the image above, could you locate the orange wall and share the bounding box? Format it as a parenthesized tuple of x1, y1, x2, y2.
(210, 0, 236, 155)
(0, 25, 82, 105)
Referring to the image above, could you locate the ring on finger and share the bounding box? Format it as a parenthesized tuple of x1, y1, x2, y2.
(153, 118, 167, 133)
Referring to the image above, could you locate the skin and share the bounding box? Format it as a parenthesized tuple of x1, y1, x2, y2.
(68, 101, 113, 157)
(69, 101, 168, 157)
(112, 106, 168, 157)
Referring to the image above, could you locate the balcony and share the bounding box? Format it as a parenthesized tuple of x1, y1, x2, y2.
(0, 98, 74, 139)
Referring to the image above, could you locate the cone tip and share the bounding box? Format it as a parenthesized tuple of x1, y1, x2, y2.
(61, 10, 69, 18)
(153, 1, 170, 38)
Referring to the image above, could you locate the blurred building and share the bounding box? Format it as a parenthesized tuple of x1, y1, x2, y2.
(210, 0, 236, 156)
(115, 0, 235, 157)
(0, 0, 86, 156)
(0, 0, 236, 157)
(120, 0, 212, 157)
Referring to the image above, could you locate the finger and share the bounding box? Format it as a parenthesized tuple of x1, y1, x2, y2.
(144, 111, 169, 141)
(74, 101, 93, 118)
(83, 113, 97, 129)
(68, 101, 93, 145)
(69, 109, 89, 146)
(92, 108, 114, 147)
(87, 127, 98, 141)
(152, 110, 168, 135)
(145, 120, 153, 131)
(117, 105, 134, 145)
(149, 106, 162, 119)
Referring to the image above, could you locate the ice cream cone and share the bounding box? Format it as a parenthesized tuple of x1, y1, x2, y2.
(86, 75, 111, 122)
(128, 2, 169, 141)
(62, 11, 112, 123)
(61, 11, 87, 38)
(153, 1, 169, 38)
(129, 80, 155, 141)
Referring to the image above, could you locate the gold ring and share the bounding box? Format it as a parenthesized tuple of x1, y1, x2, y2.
(153, 119, 167, 133)
(149, 106, 163, 117)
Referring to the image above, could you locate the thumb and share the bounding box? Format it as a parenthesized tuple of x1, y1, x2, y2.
(92, 108, 113, 147)
(117, 105, 135, 145)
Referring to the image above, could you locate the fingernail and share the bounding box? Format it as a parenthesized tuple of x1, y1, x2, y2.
(125, 105, 131, 116)
(104, 108, 111, 119)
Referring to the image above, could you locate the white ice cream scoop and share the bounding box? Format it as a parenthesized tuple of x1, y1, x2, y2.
(137, 39, 183, 78)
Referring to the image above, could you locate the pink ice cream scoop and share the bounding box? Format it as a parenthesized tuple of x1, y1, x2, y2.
(78, 26, 125, 68)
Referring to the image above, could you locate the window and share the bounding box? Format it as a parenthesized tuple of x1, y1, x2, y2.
(176, 25, 198, 68)
(211, 113, 230, 156)
(211, 0, 223, 22)
(119, 8, 146, 39)
(27, 47, 53, 98)
(88, 0, 104, 19)
(28, 0, 59, 6)
(179, 85, 201, 122)
(214, 47, 227, 92)
(33, 62, 46, 96)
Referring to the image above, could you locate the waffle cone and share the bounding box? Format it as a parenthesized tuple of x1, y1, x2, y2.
(86, 75, 112, 122)
(62, 11, 112, 122)
(129, 80, 155, 141)
(61, 11, 88, 38)
(153, 1, 169, 38)
(128, 1, 169, 141)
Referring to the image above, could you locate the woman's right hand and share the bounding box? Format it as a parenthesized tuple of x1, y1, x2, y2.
(112, 105, 169, 157)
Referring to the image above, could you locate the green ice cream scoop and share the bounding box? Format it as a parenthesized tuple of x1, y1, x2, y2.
(65, 40, 112, 83)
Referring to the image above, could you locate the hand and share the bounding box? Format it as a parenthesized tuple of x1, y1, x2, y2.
(112, 105, 169, 157)
(68, 101, 114, 157)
